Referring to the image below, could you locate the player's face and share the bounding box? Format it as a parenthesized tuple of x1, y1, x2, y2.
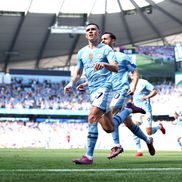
(85, 25, 100, 41)
(101, 34, 112, 46)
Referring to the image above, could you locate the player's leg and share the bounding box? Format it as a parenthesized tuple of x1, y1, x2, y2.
(133, 135, 143, 156)
(87, 122, 98, 158)
(107, 112, 125, 159)
(107, 109, 132, 159)
(108, 92, 147, 159)
(131, 114, 144, 156)
(111, 110, 131, 137)
(110, 91, 144, 144)
(130, 112, 165, 156)
(99, 110, 114, 132)
(88, 106, 114, 133)
(144, 112, 165, 135)
(73, 122, 98, 165)
(72, 87, 106, 165)
(124, 116, 155, 156)
(107, 93, 128, 159)
(125, 115, 148, 142)
(90, 87, 114, 133)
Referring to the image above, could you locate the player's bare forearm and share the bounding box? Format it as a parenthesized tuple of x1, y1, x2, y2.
(103, 62, 118, 72)
(94, 61, 118, 72)
(145, 89, 158, 99)
(130, 70, 139, 92)
(64, 69, 82, 94)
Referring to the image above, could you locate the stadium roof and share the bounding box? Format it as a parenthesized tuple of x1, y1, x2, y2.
(0, 0, 182, 72)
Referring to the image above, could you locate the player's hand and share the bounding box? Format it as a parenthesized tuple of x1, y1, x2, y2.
(64, 82, 73, 94)
(127, 88, 134, 96)
(140, 96, 148, 101)
(94, 62, 105, 70)
(76, 84, 85, 91)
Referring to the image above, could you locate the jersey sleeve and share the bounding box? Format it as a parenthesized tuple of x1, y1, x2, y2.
(121, 53, 136, 72)
(105, 45, 117, 64)
(145, 80, 155, 91)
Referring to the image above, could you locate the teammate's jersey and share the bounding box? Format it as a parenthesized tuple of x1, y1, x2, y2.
(111, 52, 136, 91)
(77, 43, 116, 94)
(176, 115, 182, 128)
(131, 79, 155, 112)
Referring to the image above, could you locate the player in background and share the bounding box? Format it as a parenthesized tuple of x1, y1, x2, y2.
(129, 72, 166, 156)
(72, 32, 155, 164)
(172, 111, 182, 151)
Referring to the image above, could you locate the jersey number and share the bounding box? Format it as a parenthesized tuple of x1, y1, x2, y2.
(95, 92, 103, 99)
(114, 93, 120, 99)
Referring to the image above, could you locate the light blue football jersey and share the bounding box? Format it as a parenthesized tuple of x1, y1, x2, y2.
(107, 52, 136, 109)
(176, 115, 182, 128)
(111, 52, 136, 91)
(77, 43, 116, 94)
(131, 79, 155, 112)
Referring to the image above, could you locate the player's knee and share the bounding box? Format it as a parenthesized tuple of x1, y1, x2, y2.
(146, 130, 152, 135)
(124, 117, 134, 128)
(88, 114, 98, 123)
(124, 120, 131, 127)
(104, 127, 114, 133)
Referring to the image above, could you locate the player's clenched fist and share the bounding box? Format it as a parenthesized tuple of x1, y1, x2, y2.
(94, 62, 105, 70)
(64, 81, 73, 94)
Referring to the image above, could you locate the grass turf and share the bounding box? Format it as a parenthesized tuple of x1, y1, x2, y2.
(0, 148, 181, 182)
(135, 54, 175, 79)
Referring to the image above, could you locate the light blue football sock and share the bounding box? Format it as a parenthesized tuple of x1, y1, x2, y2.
(86, 122, 98, 157)
(133, 135, 142, 151)
(112, 109, 131, 144)
(129, 123, 149, 144)
(152, 125, 160, 134)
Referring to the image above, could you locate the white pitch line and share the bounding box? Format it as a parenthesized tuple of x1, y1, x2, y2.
(0, 168, 182, 172)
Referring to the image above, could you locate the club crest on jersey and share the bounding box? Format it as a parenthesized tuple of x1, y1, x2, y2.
(89, 53, 94, 61)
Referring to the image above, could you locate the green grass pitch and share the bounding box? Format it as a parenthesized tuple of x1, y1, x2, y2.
(135, 54, 175, 79)
(0, 148, 181, 182)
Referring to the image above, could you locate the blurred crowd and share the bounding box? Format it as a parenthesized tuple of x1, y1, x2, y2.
(137, 45, 175, 62)
(0, 120, 87, 149)
(0, 77, 91, 111)
(152, 81, 182, 114)
(0, 119, 181, 151)
(0, 77, 181, 115)
(0, 77, 181, 150)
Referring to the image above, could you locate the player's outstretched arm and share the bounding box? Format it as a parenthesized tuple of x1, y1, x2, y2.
(127, 69, 139, 95)
(64, 68, 83, 94)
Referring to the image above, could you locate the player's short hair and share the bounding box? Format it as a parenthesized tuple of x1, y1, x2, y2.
(86, 23, 100, 30)
(102, 32, 116, 40)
